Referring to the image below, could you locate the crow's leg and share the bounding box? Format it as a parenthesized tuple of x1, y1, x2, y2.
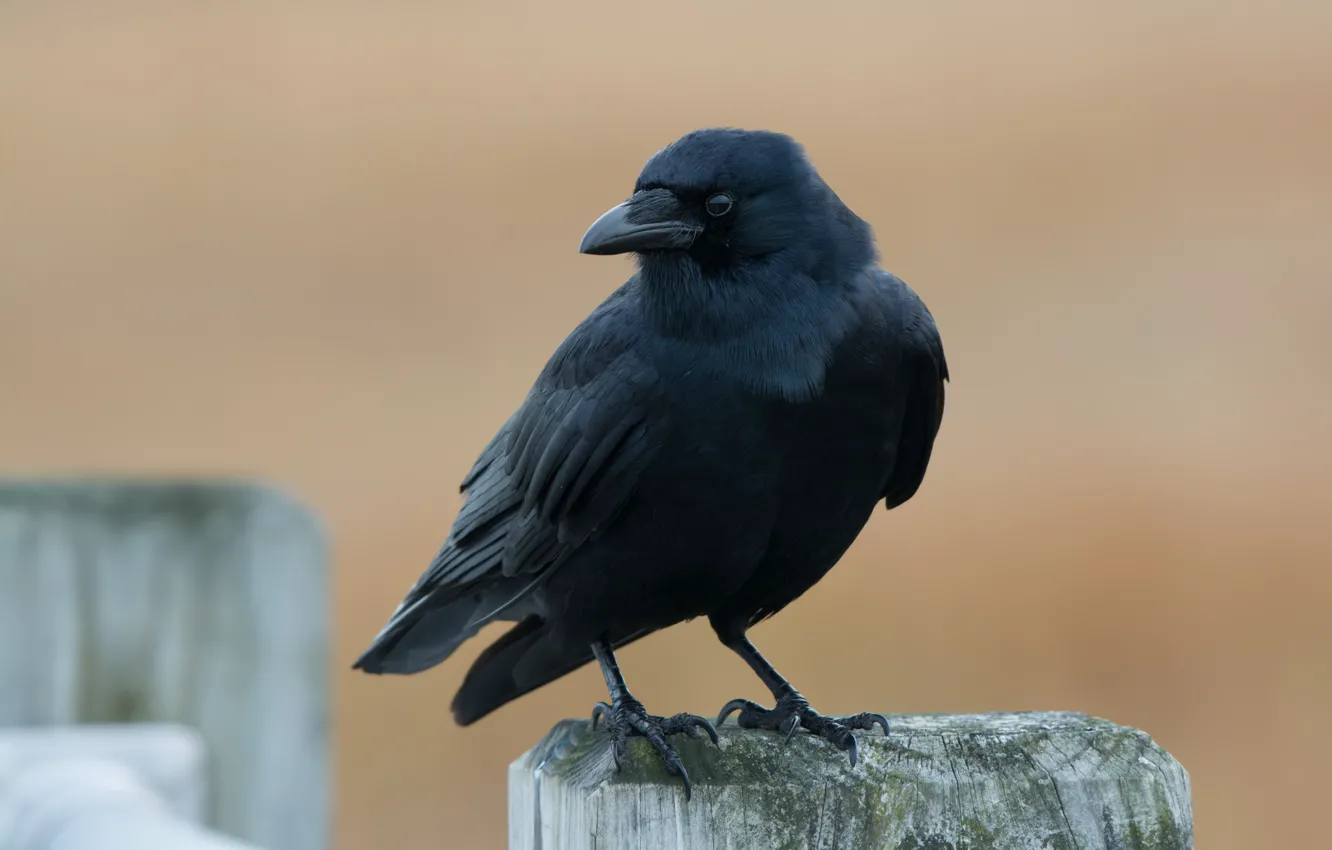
(716, 634, 888, 767)
(588, 638, 718, 800)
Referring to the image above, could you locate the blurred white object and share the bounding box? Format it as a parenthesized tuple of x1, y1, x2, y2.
(0, 481, 328, 850)
(0, 724, 260, 850)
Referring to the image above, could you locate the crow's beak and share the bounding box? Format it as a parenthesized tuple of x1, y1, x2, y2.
(579, 188, 701, 255)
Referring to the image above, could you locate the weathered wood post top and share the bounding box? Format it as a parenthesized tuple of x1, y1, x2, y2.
(509, 711, 1192, 850)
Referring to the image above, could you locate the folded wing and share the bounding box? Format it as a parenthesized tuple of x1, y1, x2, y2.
(353, 299, 665, 673)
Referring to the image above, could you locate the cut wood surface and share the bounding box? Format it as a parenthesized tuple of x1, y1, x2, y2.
(510, 711, 1192, 850)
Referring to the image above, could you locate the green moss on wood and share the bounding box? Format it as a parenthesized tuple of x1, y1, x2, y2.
(519, 712, 1192, 850)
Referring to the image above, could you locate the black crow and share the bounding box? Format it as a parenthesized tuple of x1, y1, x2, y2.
(354, 128, 948, 796)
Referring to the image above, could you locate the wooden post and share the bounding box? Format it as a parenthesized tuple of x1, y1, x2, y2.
(509, 711, 1192, 850)
(0, 480, 329, 850)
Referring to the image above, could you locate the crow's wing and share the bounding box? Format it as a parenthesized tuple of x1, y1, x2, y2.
(368, 293, 665, 646)
(879, 274, 948, 510)
(435, 340, 663, 588)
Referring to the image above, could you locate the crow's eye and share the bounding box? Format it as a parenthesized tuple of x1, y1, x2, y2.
(705, 193, 734, 217)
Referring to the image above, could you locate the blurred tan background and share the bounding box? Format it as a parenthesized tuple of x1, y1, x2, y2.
(3, 2, 1330, 848)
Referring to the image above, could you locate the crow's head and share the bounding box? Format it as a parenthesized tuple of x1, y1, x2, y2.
(579, 128, 873, 281)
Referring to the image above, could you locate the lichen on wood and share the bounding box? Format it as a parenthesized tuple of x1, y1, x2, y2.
(509, 711, 1192, 850)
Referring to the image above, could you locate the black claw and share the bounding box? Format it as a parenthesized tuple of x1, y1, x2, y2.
(716, 694, 886, 769)
(700, 718, 720, 746)
(717, 698, 749, 726)
(839, 712, 891, 736)
(676, 714, 719, 751)
(589, 699, 713, 799)
(591, 702, 610, 730)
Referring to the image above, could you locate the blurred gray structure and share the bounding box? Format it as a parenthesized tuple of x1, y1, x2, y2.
(510, 712, 1194, 849)
(0, 481, 329, 850)
(0, 724, 258, 850)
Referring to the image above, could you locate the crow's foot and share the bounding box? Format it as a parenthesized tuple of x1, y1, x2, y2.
(717, 691, 888, 767)
(590, 697, 718, 800)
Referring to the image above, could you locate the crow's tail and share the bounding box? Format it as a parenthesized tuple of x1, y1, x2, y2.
(351, 593, 481, 675)
(450, 616, 595, 725)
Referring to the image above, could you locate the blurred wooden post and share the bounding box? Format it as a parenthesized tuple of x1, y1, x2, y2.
(509, 711, 1193, 850)
(0, 480, 329, 850)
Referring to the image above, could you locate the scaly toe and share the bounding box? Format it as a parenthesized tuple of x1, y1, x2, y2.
(589, 699, 710, 798)
(837, 712, 890, 736)
(661, 713, 720, 746)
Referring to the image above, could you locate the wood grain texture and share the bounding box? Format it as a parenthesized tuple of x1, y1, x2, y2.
(0, 480, 329, 850)
(509, 712, 1192, 850)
